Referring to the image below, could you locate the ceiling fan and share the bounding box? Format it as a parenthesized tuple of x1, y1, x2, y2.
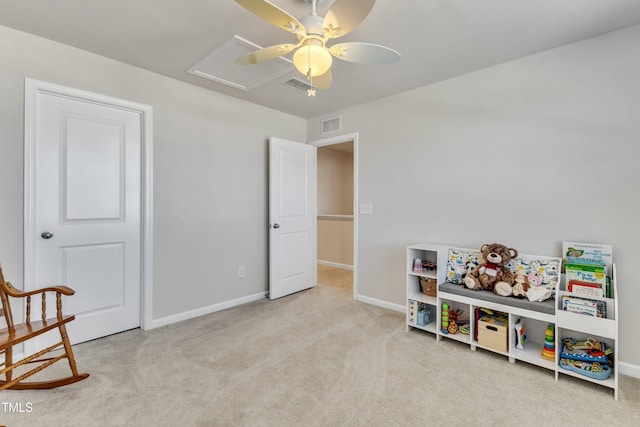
(235, 0, 400, 94)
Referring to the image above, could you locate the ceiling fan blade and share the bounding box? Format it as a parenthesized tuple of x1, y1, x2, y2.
(236, 0, 305, 35)
(311, 70, 332, 90)
(329, 42, 400, 64)
(323, 0, 376, 39)
(236, 43, 298, 65)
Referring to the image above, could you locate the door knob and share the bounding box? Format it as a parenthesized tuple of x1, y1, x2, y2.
(41, 231, 54, 239)
(272, 223, 280, 229)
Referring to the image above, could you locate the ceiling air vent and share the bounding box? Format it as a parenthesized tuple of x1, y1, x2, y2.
(322, 116, 342, 134)
(284, 78, 312, 92)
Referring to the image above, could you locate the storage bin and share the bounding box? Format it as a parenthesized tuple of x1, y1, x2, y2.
(417, 308, 432, 326)
(419, 276, 437, 296)
(477, 313, 508, 352)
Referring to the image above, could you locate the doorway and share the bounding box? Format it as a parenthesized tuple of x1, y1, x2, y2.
(312, 133, 358, 298)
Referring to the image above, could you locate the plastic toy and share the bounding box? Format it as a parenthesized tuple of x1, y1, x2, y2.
(559, 338, 612, 380)
(441, 302, 449, 334)
(514, 319, 526, 350)
(448, 308, 458, 334)
(541, 324, 555, 360)
(559, 359, 611, 380)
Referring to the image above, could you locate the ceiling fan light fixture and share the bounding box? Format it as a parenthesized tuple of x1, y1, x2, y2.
(235, 0, 399, 92)
(293, 42, 332, 77)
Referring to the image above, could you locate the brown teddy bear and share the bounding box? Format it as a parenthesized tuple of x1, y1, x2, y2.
(464, 243, 518, 292)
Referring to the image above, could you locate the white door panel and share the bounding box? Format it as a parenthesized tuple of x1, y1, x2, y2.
(62, 243, 125, 315)
(269, 137, 316, 300)
(27, 83, 144, 348)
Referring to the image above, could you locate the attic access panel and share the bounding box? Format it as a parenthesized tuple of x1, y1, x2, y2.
(188, 35, 294, 91)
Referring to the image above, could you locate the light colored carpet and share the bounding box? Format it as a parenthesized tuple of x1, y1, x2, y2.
(2, 265, 640, 426)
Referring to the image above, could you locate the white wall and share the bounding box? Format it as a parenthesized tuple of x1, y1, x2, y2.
(0, 26, 306, 322)
(307, 25, 640, 368)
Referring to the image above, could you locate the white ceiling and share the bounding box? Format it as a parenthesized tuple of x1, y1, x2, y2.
(1, 0, 640, 119)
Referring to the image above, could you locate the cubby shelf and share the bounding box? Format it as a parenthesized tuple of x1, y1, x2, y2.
(405, 243, 619, 400)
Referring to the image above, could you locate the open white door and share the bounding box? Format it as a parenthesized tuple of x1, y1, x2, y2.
(269, 137, 317, 300)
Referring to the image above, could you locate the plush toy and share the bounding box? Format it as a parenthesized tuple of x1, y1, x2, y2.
(452, 264, 467, 284)
(464, 243, 518, 292)
(527, 272, 543, 287)
(525, 272, 552, 301)
(497, 266, 530, 298)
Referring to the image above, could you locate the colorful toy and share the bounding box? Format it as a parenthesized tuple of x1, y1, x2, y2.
(559, 359, 611, 380)
(515, 319, 526, 350)
(413, 258, 423, 273)
(422, 260, 436, 270)
(541, 324, 555, 360)
(559, 338, 612, 380)
(441, 302, 449, 334)
(448, 308, 459, 334)
(464, 243, 518, 293)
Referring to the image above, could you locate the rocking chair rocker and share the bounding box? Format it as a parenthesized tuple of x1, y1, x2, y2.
(0, 264, 89, 391)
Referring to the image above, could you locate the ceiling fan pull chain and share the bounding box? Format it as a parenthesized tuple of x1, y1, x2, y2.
(307, 61, 316, 97)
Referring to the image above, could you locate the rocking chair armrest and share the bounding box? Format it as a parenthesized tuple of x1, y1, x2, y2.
(1, 281, 76, 298)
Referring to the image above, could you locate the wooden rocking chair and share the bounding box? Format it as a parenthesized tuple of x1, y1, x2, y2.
(0, 264, 89, 391)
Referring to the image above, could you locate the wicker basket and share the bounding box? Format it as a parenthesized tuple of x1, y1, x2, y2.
(419, 276, 437, 297)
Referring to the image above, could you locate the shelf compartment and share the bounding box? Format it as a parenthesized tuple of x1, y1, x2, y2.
(440, 330, 471, 344)
(408, 322, 438, 335)
(511, 342, 556, 370)
(407, 276, 437, 304)
(557, 364, 616, 390)
(556, 310, 616, 338)
(437, 298, 471, 343)
(472, 340, 510, 357)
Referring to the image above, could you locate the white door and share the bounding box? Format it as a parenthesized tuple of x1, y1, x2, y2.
(25, 81, 147, 347)
(269, 137, 317, 300)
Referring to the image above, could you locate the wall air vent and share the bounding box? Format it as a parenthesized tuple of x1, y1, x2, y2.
(321, 116, 342, 134)
(284, 78, 312, 92)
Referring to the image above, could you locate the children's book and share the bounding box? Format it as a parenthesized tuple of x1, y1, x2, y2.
(561, 295, 607, 318)
(568, 280, 604, 298)
(562, 242, 612, 271)
(562, 242, 613, 297)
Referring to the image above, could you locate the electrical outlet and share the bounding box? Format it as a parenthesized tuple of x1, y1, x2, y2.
(238, 266, 245, 278)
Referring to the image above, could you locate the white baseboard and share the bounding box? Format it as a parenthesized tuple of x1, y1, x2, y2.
(317, 259, 353, 270)
(145, 292, 266, 330)
(355, 294, 405, 313)
(619, 361, 640, 379)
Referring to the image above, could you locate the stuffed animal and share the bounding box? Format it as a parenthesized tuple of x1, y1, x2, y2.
(496, 266, 529, 297)
(464, 243, 518, 292)
(527, 272, 543, 287)
(452, 264, 467, 284)
(524, 272, 552, 301)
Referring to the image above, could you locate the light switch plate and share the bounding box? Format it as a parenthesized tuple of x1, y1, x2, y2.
(359, 203, 373, 215)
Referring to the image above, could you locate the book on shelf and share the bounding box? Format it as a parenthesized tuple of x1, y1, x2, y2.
(562, 241, 612, 272)
(562, 241, 613, 298)
(561, 294, 607, 318)
(568, 280, 604, 298)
